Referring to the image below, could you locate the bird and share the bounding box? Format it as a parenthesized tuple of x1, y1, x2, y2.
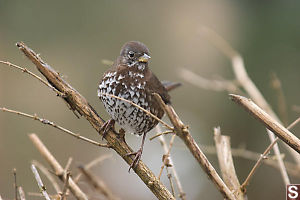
(97, 41, 171, 171)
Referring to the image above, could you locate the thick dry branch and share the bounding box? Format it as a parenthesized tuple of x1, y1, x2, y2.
(17, 42, 174, 200)
(213, 127, 244, 199)
(29, 134, 88, 200)
(230, 94, 300, 154)
(153, 93, 235, 200)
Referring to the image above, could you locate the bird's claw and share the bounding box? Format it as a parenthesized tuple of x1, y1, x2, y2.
(99, 119, 115, 140)
(126, 148, 143, 172)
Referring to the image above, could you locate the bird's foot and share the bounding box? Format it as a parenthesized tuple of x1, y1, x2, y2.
(126, 148, 143, 172)
(99, 119, 115, 140)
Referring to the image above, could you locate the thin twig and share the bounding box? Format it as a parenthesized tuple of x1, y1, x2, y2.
(201, 145, 300, 178)
(74, 154, 113, 183)
(179, 68, 241, 93)
(78, 166, 118, 200)
(287, 117, 300, 130)
(100, 93, 173, 130)
(270, 73, 289, 126)
(239, 117, 300, 190)
(156, 125, 186, 200)
(13, 168, 18, 200)
(60, 172, 70, 200)
(150, 130, 174, 141)
(64, 157, 73, 173)
(0, 107, 109, 148)
(166, 168, 175, 197)
(31, 164, 51, 200)
(32, 160, 61, 194)
(0, 60, 64, 97)
(29, 133, 88, 200)
(230, 94, 300, 154)
(240, 137, 279, 192)
(199, 26, 293, 184)
(18, 187, 26, 200)
(153, 93, 236, 200)
(158, 135, 176, 180)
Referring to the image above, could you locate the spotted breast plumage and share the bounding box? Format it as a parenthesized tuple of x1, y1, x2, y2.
(97, 41, 170, 171)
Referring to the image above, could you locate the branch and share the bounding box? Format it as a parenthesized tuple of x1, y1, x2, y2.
(32, 160, 61, 194)
(230, 94, 300, 154)
(16, 42, 174, 200)
(78, 166, 118, 200)
(153, 93, 236, 200)
(240, 137, 279, 192)
(213, 127, 245, 199)
(0, 107, 109, 148)
(18, 187, 26, 200)
(31, 164, 51, 200)
(29, 134, 88, 200)
(156, 125, 186, 200)
(198, 26, 293, 184)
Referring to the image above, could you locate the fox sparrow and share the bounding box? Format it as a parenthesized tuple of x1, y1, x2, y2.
(97, 41, 171, 171)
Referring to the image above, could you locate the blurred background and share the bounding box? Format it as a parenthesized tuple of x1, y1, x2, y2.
(1, 1, 300, 199)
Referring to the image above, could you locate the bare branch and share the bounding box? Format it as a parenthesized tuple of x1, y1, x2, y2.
(230, 94, 300, 154)
(31, 164, 51, 200)
(240, 137, 279, 192)
(29, 133, 88, 200)
(0, 60, 64, 97)
(150, 130, 174, 141)
(60, 172, 70, 200)
(13, 168, 18, 200)
(287, 117, 300, 130)
(78, 166, 118, 200)
(16, 42, 175, 200)
(201, 145, 300, 179)
(32, 160, 61, 194)
(158, 135, 176, 180)
(0, 107, 109, 148)
(153, 93, 236, 200)
(179, 68, 240, 93)
(18, 187, 26, 200)
(213, 127, 245, 199)
(199, 26, 293, 184)
(156, 125, 186, 200)
(74, 154, 113, 183)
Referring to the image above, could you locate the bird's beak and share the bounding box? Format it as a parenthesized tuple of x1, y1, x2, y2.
(138, 53, 151, 63)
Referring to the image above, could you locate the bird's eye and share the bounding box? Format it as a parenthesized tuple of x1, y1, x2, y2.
(128, 51, 134, 58)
